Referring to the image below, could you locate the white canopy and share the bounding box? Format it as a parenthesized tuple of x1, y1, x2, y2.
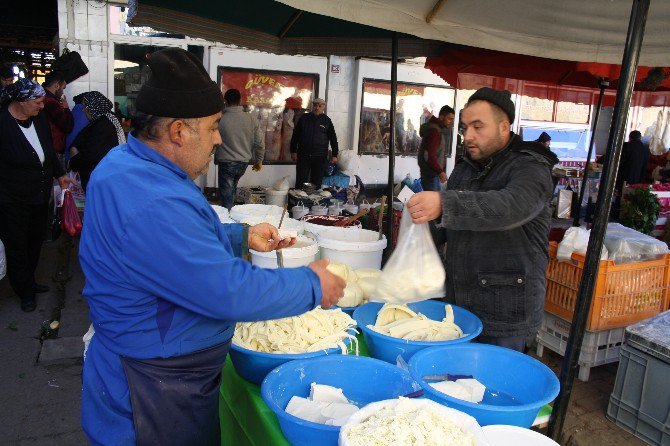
(279, 0, 670, 66)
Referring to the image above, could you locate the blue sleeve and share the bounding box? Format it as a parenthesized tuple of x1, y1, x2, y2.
(119, 196, 322, 322)
(221, 223, 246, 258)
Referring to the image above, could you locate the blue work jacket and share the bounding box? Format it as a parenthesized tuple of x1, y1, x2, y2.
(79, 134, 321, 444)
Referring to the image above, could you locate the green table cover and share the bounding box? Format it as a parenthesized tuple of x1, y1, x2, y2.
(218, 334, 550, 445)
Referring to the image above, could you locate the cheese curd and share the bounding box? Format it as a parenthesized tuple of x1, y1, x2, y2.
(233, 307, 357, 354)
(286, 383, 360, 427)
(368, 304, 464, 342)
(341, 398, 477, 446)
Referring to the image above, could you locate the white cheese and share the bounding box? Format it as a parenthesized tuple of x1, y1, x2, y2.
(286, 384, 360, 426)
(368, 304, 464, 341)
(310, 383, 349, 404)
(430, 378, 486, 404)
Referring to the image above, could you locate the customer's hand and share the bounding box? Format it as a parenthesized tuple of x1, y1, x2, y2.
(57, 175, 79, 190)
(331, 156, 337, 163)
(407, 191, 442, 224)
(248, 223, 296, 252)
(290, 153, 297, 162)
(439, 172, 448, 183)
(308, 259, 346, 309)
(252, 162, 262, 172)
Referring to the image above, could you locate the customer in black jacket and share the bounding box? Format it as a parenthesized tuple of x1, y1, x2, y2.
(407, 88, 558, 352)
(290, 97, 338, 189)
(0, 79, 76, 312)
(69, 91, 126, 190)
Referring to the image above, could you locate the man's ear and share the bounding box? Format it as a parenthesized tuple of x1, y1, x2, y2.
(167, 119, 187, 146)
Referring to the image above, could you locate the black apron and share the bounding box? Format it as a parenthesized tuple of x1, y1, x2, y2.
(120, 341, 231, 446)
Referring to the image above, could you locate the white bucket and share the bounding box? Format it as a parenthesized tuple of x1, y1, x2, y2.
(311, 205, 328, 215)
(291, 202, 309, 220)
(343, 203, 359, 214)
(241, 216, 304, 235)
(301, 215, 362, 237)
(249, 235, 319, 269)
(265, 188, 289, 207)
(317, 228, 387, 270)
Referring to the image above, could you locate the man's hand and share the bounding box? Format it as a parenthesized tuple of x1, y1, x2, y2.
(252, 162, 262, 172)
(407, 191, 442, 224)
(248, 223, 296, 252)
(60, 95, 70, 109)
(57, 175, 78, 190)
(290, 153, 297, 162)
(308, 259, 346, 309)
(439, 172, 448, 183)
(331, 156, 337, 163)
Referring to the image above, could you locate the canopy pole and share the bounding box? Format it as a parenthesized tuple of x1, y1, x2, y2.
(547, 0, 650, 442)
(572, 78, 610, 227)
(385, 32, 398, 249)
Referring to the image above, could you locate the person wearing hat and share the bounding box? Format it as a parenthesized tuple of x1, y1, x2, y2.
(290, 97, 339, 189)
(0, 64, 14, 94)
(78, 48, 346, 445)
(0, 79, 77, 312)
(535, 131, 551, 148)
(407, 87, 558, 352)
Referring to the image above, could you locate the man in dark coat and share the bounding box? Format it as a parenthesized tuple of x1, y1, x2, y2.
(290, 97, 338, 189)
(417, 105, 455, 191)
(407, 87, 558, 352)
(617, 130, 649, 189)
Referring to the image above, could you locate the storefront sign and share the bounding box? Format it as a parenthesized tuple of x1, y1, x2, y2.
(219, 68, 316, 108)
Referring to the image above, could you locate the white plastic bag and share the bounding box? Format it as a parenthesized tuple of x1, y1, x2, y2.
(603, 223, 669, 264)
(557, 226, 608, 262)
(0, 239, 6, 280)
(370, 207, 445, 303)
(273, 176, 291, 191)
(337, 149, 360, 176)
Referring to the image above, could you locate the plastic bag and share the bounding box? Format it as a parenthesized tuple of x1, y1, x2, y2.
(336, 149, 360, 176)
(557, 226, 608, 262)
(603, 223, 669, 264)
(273, 176, 291, 191)
(0, 239, 6, 280)
(370, 207, 445, 303)
(61, 190, 83, 237)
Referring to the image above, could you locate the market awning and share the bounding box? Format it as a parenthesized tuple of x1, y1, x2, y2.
(127, 0, 446, 58)
(424, 44, 670, 107)
(279, 0, 670, 66)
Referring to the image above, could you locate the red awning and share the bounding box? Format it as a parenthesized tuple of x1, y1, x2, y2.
(426, 45, 670, 107)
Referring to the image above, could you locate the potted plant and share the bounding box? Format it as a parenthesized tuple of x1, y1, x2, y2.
(620, 186, 661, 235)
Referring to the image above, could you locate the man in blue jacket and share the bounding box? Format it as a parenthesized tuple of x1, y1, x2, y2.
(79, 48, 346, 445)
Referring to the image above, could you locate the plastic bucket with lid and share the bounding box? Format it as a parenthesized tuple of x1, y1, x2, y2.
(250, 235, 319, 269)
(291, 202, 309, 220)
(311, 205, 328, 215)
(266, 188, 289, 207)
(317, 228, 387, 269)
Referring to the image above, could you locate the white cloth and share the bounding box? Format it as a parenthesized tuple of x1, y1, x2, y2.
(19, 122, 45, 164)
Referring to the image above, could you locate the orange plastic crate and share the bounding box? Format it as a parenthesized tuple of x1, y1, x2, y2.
(545, 241, 670, 331)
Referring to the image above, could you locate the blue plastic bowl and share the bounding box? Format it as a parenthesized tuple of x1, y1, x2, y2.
(353, 300, 483, 364)
(230, 334, 354, 385)
(261, 355, 418, 446)
(408, 344, 560, 427)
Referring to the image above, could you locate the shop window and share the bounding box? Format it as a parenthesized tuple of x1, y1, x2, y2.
(520, 83, 591, 124)
(218, 67, 318, 164)
(358, 79, 454, 156)
(109, 5, 184, 38)
(521, 127, 592, 160)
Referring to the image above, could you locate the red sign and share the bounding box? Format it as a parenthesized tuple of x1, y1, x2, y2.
(220, 69, 315, 108)
(364, 81, 425, 97)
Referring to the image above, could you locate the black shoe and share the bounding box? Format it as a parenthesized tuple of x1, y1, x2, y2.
(21, 299, 37, 312)
(34, 283, 50, 293)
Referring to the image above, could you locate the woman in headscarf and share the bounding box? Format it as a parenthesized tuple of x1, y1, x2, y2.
(0, 78, 76, 312)
(69, 91, 126, 190)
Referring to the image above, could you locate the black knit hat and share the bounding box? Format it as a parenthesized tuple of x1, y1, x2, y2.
(468, 87, 515, 124)
(135, 48, 223, 118)
(536, 131, 551, 143)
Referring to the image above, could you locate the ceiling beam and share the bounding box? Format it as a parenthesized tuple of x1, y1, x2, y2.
(278, 11, 303, 39)
(426, 0, 446, 24)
